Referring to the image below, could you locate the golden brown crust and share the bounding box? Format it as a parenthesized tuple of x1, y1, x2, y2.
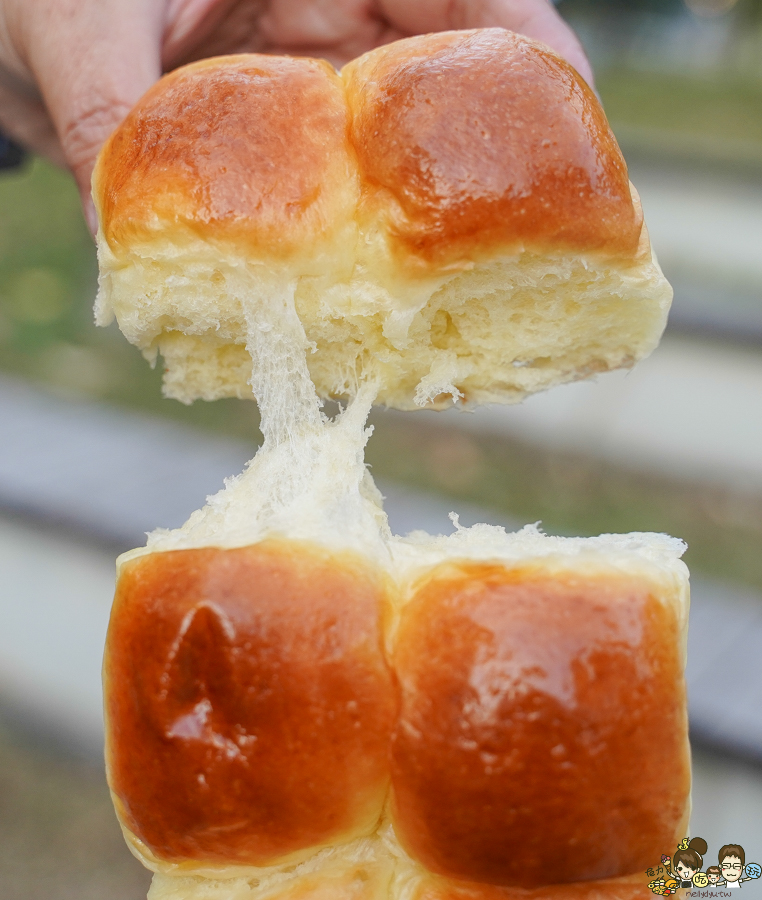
(105, 544, 689, 885)
(96, 31, 641, 270)
(104, 541, 396, 866)
(390, 564, 689, 886)
(343, 30, 642, 268)
(94, 55, 357, 257)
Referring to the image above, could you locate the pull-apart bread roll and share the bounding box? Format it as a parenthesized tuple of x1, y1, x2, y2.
(93, 29, 671, 409)
(97, 26, 689, 900)
(106, 493, 690, 900)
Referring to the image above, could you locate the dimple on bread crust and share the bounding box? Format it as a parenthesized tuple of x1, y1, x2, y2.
(105, 541, 396, 868)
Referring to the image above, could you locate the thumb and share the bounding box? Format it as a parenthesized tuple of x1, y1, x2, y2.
(21, 0, 164, 231)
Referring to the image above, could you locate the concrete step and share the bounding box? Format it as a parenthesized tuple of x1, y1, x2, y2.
(429, 335, 762, 494)
(630, 158, 762, 344)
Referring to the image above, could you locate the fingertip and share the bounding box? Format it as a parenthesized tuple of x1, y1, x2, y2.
(575, 58, 597, 95)
(74, 165, 98, 237)
(83, 192, 98, 239)
(22, 0, 163, 231)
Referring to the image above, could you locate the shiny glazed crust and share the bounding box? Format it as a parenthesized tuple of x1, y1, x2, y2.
(97, 54, 358, 261)
(98, 30, 639, 266)
(105, 542, 690, 889)
(105, 542, 396, 867)
(343, 30, 641, 268)
(391, 564, 689, 885)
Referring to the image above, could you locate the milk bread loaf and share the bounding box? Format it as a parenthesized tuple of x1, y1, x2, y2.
(93, 29, 672, 410)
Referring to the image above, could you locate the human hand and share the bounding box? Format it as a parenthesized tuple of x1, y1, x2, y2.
(0, 0, 591, 230)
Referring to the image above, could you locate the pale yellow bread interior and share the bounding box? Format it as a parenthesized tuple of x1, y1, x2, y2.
(95, 199, 670, 410)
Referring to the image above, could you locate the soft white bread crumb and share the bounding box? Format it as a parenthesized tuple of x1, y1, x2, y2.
(96, 232, 671, 411)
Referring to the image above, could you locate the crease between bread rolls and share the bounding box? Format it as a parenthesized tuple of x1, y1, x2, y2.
(96, 27, 690, 900)
(93, 28, 672, 410)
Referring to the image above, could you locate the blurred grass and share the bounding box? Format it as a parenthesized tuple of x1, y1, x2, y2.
(3, 132, 762, 593)
(599, 70, 762, 170)
(0, 159, 259, 442)
(0, 711, 151, 900)
(600, 70, 762, 145)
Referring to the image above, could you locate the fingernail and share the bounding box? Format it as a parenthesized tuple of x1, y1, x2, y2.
(84, 195, 98, 237)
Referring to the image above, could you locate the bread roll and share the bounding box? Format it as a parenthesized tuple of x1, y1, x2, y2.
(105, 513, 690, 900)
(390, 535, 690, 887)
(93, 29, 671, 410)
(106, 541, 396, 868)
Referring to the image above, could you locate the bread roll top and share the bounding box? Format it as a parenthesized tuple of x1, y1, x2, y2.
(391, 561, 689, 886)
(99, 30, 640, 268)
(97, 55, 358, 271)
(343, 29, 641, 269)
(105, 541, 395, 869)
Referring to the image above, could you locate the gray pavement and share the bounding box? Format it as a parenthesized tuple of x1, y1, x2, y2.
(629, 158, 762, 342)
(0, 374, 254, 551)
(435, 334, 762, 493)
(0, 515, 112, 754)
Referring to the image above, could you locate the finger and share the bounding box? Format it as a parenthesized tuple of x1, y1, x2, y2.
(20, 0, 165, 228)
(162, 0, 250, 69)
(166, 0, 379, 69)
(378, 0, 594, 87)
(259, 0, 374, 50)
(0, 81, 67, 167)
